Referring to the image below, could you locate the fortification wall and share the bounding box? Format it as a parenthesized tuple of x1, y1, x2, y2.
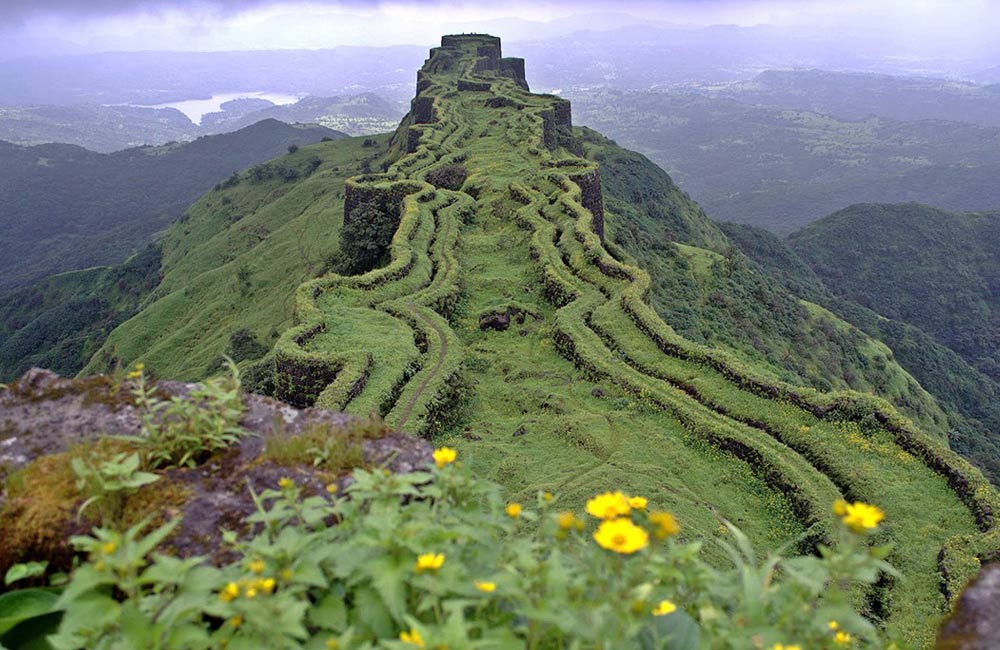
(569, 168, 606, 240)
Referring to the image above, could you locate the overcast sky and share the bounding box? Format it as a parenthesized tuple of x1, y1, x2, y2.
(3, 0, 997, 59)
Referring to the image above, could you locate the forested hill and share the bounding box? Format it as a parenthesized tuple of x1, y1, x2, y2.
(79, 35, 1000, 644)
(789, 203, 1000, 384)
(0, 119, 345, 293)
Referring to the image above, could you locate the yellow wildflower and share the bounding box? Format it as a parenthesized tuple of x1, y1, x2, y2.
(127, 370, 142, 380)
(248, 559, 265, 575)
(628, 495, 648, 510)
(828, 620, 839, 631)
(278, 477, 294, 489)
(257, 577, 276, 594)
(585, 491, 632, 520)
(648, 511, 680, 540)
(651, 600, 677, 616)
(839, 501, 885, 533)
(415, 553, 445, 573)
(229, 616, 243, 629)
(771, 645, 801, 650)
(593, 517, 649, 554)
(835, 631, 852, 645)
(280, 567, 293, 581)
(474, 580, 497, 592)
(134, 363, 144, 371)
(400, 628, 425, 647)
(219, 582, 240, 602)
(101, 541, 118, 555)
(506, 503, 522, 518)
(556, 511, 577, 530)
(433, 447, 457, 468)
(326, 639, 340, 650)
(244, 585, 258, 599)
(832, 499, 849, 516)
(326, 483, 338, 494)
(542, 491, 554, 501)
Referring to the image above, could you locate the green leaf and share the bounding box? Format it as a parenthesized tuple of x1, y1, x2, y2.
(0, 611, 62, 650)
(0, 589, 60, 636)
(639, 609, 700, 650)
(4, 562, 48, 586)
(308, 594, 347, 632)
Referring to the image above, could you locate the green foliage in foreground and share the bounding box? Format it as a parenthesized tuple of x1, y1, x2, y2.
(1, 455, 904, 650)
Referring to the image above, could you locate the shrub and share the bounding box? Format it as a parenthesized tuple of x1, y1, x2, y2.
(130, 360, 248, 469)
(11, 448, 903, 649)
(425, 162, 468, 191)
(288, 144, 299, 154)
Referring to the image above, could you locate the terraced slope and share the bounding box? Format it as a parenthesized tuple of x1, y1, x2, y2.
(268, 35, 1000, 645)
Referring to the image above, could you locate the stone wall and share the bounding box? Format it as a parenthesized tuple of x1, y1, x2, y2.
(569, 169, 606, 241)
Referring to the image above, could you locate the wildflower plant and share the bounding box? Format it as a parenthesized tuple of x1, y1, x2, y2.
(130, 359, 248, 469)
(17, 448, 906, 649)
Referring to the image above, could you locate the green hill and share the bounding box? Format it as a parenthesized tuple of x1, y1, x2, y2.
(723, 220, 1000, 485)
(80, 35, 1000, 645)
(0, 119, 346, 294)
(789, 204, 1000, 383)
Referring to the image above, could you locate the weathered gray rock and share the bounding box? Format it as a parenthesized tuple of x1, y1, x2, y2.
(0, 368, 432, 570)
(937, 564, 1000, 649)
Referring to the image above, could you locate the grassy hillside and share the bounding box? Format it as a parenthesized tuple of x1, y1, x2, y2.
(0, 246, 160, 382)
(81, 133, 389, 380)
(81, 36, 1000, 645)
(790, 204, 1000, 383)
(723, 221, 1000, 485)
(0, 119, 345, 293)
(571, 90, 1000, 234)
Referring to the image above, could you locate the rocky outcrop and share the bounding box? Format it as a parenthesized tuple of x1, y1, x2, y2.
(0, 368, 431, 572)
(937, 564, 1000, 649)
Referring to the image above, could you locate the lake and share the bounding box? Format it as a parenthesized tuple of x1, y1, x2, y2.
(132, 91, 302, 125)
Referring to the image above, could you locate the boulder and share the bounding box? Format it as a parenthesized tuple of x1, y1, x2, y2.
(0, 368, 431, 572)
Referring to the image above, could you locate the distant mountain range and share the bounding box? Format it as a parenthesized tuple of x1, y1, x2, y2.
(0, 119, 344, 293)
(0, 94, 404, 153)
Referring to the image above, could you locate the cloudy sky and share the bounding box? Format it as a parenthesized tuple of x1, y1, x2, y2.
(2, 0, 996, 58)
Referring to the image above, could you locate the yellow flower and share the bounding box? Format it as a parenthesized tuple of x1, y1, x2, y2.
(400, 628, 425, 647)
(593, 517, 649, 554)
(326, 483, 338, 494)
(835, 631, 852, 645)
(506, 503, 522, 518)
(415, 553, 445, 573)
(840, 501, 885, 533)
(219, 582, 240, 602)
(474, 580, 497, 592)
(832, 499, 849, 516)
(651, 600, 677, 616)
(828, 620, 839, 631)
(101, 541, 118, 555)
(542, 491, 554, 501)
(648, 511, 680, 540)
(244, 585, 258, 599)
(628, 496, 648, 510)
(771, 645, 801, 650)
(248, 559, 265, 575)
(127, 370, 142, 380)
(278, 477, 294, 489)
(556, 511, 577, 530)
(585, 491, 632, 520)
(257, 577, 276, 594)
(229, 615, 243, 629)
(280, 567, 293, 581)
(326, 639, 340, 650)
(433, 447, 457, 468)
(134, 363, 145, 371)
